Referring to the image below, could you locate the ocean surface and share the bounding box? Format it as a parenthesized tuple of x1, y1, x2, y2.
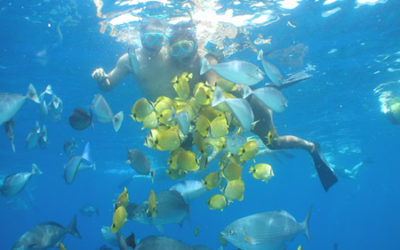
(1, 0, 399, 249)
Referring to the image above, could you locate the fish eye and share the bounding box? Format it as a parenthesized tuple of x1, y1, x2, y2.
(112, 224, 115, 228)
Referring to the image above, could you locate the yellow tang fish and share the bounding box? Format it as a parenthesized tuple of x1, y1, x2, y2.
(195, 115, 211, 137)
(173, 73, 191, 100)
(221, 161, 242, 181)
(166, 168, 187, 179)
(176, 150, 199, 172)
(297, 245, 303, 250)
(193, 132, 206, 154)
(238, 140, 258, 161)
(115, 187, 129, 209)
(210, 115, 229, 138)
(215, 78, 237, 92)
(59, 242, 66, 250)
(155, 126, 182, 151)
(224, 179, 245, 201)
(147, 189, 157, 217)
(198, 152, 209, 171)
(131, 98, 153, 122)
(249, 163, 274, 183)
(153, 96, 174, 113)
(142, 111, 158, 130)
(157, 108, 175, 126)
(207, 194, 227, 211)
(194, 83, 213, 106)
(194, 225, 200, 237)
(200, 106, 223, 121)
(203, 171, 221, 190)
(111, 206, 127, 233)
(204, 136, 226, 151)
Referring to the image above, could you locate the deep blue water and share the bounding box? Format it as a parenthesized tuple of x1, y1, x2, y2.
(1, 0, 400, 249)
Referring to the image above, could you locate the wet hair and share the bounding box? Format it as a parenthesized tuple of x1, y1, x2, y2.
(139, 18, 166, 33)
(169, 21, 198, 55)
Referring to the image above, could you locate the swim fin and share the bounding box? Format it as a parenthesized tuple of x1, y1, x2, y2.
(311, 143, 338, 191)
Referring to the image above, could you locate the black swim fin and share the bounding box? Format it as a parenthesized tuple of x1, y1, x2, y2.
(311, 143, 338, 191)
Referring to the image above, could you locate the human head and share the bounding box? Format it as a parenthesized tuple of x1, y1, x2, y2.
(168, 21, 198, 64)
(139, 18, 167, 53)
(388, 102, 400, 125)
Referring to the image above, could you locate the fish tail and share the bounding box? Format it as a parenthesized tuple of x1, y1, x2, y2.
(200, 57, 211, 75)
(257, 49, 264, 61)
(302, 206, 312, 241)
(112, 111, 124, 132)
(241, 85, 253, 99)
(31, 163, 43, 175)
(150, 169, 156, 183)
(41, 85, 53, 96)
(67, 215, 81, 239)
(27, 83, 40, 104)
(81, 142, 91, 163)
(211, 86, 226, 107)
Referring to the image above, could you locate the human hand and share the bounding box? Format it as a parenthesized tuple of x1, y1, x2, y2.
(92, 68, 110, 88)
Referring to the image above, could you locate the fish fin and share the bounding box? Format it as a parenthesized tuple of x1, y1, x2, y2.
(241, 85, 253, 99)
(257, 49, 264, 61)
(112, 111, 124, 132)
(279, 71, 312, 90)
(31, 163, 43, 175)
(302, 206, 312, 241)
(155, 225, 164, 232)
(311, 143, 338, 191)
(81, 142, 91, 163)
(67, 215, 81, 239)
(200, 57, 211, 75)
(27, 83, 40, 103)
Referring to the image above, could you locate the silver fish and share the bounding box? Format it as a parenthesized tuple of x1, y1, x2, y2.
(64, 142, 95, 184)
(25, 121, 41, 150)
(221, 208, 312, 250)
(128, 190, 190, 231)
(38, 124, 47, 149)
(169, 180, 207, 201)
(225, 134, 247, 154)
(134, 235, 192, 250)
(47, 94, 63, 121)
(250, 86, 288, 113)
(38, 85, 53, 118)
(212, 86, 254, 131)
(80, 204, 99, 216)
(91, 94, 124, 132)
(201, 58, 264, 86)
(4, 117, 15, 152)
(0, 84, 39, 125)
(0, 164, 42, 197)
(12, 216, 81, 250)
(101, 225, 118, 246)
(257, 49, 283, 86)
(126, 149, 154, 178)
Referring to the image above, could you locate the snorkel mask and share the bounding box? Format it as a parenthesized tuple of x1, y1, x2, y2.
(168, 40, 195, 57)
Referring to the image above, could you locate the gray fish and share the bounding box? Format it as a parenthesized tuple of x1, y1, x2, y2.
(169, 180, 207, 201)
(201, 58, 264, 86)
(25, 121, 41, 150)
(212, 86, 254, 131)
(257, 50, 283, 86)
(101, 226, 118, 246)
(91, 94, 124, 132)
(38, 85, 53, 118)
(127, 190, 190, 231)
(0, 84, 39, 125)
(225, 134, 247, 154)
(244, 86, 288, 113)
(134, 235, 192, 250)
(4, 117, 15, 152)
(38, 124, 47, 149)
(221, 208, 312, 250)
(69, 108, 93, 130)
(64, 142, 95, 184)
(80, 204, 99, 216)
(12, 215, 81, 250)
(47, 94, 63, 121)
(64, 137, 78, 157)
(0, 164, 42, 197)
(126, 149, 154, 179)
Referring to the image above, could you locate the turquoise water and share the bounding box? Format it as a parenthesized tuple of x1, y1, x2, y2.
(1, 0, 399, 249)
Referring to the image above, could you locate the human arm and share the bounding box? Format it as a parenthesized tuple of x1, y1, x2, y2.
(92, 53, 132, 92)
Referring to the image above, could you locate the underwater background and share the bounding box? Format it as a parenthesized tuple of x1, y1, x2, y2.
(1, 0, 399, 249)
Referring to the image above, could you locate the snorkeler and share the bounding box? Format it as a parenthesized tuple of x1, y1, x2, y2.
(386, 101, 400, 125)
(92, 19, 216, 101)
(92, 19, 337, 191)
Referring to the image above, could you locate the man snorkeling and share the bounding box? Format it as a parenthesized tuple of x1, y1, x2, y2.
(92, 19, 337, 191)
(386, 100, 400, 125)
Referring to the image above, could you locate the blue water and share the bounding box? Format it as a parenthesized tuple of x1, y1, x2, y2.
(1, 1, 399, 249)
